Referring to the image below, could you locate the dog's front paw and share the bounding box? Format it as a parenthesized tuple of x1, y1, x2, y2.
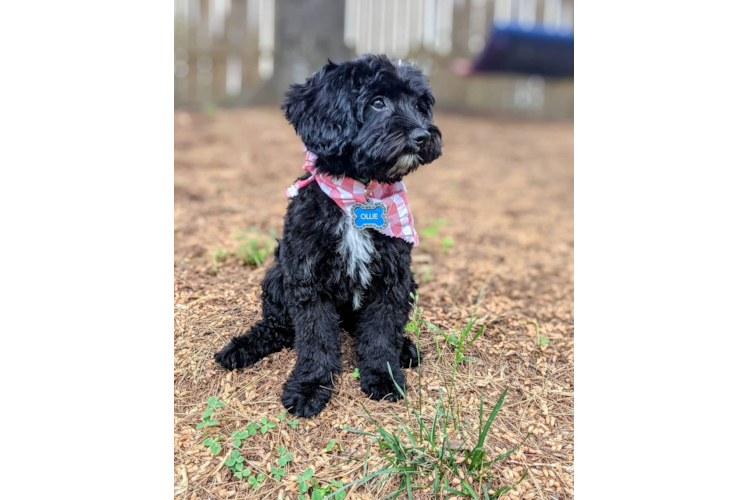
(281, 378, 333, 418)
(400, 338, 420, 369)
(213, 337, 260, 371)
(361, 367, 406, 402)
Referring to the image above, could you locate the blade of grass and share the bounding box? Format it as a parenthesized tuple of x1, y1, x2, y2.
(492, 469, 528, 498)
(442, 484, 471, 497)
(475, 384, 511, 450)
(431, 468, 440, 495)
(383, 483, 405, 499)
(466, 325, 486, 349)
(385, 407, 417, 448)
(342, 427, 378, 438)
(322, 467, 425, 499)
(483, 432, 531, 466)
(459, 479, 481, 500)
(405, 472, 413, 500)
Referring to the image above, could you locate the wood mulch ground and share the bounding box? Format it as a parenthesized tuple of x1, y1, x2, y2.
(174, 108, 574, 499)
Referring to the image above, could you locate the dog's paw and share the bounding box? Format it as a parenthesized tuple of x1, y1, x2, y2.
(213, 337, 260, 371)
(400, 338, 420, 369)
(281, 379, 333, 418)
(361, 368, 406, 402)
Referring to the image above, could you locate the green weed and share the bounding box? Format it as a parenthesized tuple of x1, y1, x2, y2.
(525, 318, 548, 347)
(196, 397, 226, 456)
(297, 467, 314, 494)
(230, 429, 249, 447)
(277, 445, 293, 466)
(196, 396, 225, 429)
(271, 465, 286, 481)
(312, 479, 346, 500)
(217, 418, 293, 494)
(210, 248, 228, 275)
(325, 439, 343, 453)
(226, 450, 247, 478)
(259, 416, 276, 434)
(276, 411, 300, 430)
(421, 218, 448, 237)
(201, 437, 222, 456)
(351, 368, 360, 379)
(424, 306, 486, 365)
(246, 473, 266, 490)
(233, 227, 276, 267)
(421, 218, 454, 254)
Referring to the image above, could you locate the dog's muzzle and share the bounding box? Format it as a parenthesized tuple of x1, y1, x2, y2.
(388, 154, 420, 176)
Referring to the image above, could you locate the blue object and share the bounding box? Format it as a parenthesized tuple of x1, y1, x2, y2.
(473, 27, 748, 78)
(352, 203, 388, 230)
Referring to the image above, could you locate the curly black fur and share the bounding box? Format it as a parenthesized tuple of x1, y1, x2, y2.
(214, 55, 442, 417)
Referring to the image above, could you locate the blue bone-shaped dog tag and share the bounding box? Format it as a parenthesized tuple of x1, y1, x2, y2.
(351, 202, 389, 230)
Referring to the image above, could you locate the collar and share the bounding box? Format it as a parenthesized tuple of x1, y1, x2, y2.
(285, 149, 419, 246)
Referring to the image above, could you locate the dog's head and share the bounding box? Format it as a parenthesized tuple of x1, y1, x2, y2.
(282, 54, 442, 183)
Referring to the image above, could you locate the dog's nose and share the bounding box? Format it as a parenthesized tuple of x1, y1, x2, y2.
(411, 129, 430, 148)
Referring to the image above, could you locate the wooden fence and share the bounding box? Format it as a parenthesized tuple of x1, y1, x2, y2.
(175, 0, 574, 118)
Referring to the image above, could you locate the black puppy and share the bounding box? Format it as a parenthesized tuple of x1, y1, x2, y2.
(214, 55, 442, 417)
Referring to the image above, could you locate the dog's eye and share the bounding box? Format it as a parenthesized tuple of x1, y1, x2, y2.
(370, 97, 386, 110)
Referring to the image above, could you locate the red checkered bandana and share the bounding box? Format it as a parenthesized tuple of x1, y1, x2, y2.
(286, 150, 419, 246)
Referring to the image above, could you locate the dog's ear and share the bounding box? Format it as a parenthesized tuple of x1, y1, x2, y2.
(282, 61, 358, 157)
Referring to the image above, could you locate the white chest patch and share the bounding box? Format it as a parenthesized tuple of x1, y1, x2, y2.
(337, 217, 375, 310)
